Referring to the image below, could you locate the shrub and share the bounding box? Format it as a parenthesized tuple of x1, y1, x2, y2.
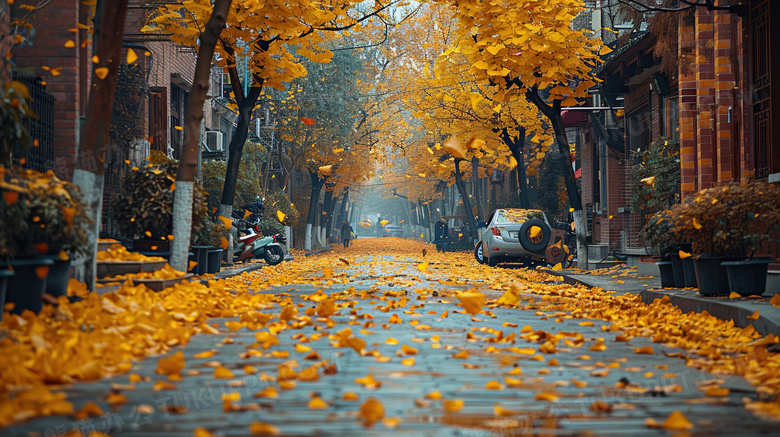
(113, 163, 207, 240)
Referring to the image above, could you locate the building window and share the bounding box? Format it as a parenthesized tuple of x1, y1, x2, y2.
(664, 95, 679, 141)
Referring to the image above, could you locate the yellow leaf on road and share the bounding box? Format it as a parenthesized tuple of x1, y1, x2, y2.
(359, 398, 385, 427)
(456, 290, 485, 316)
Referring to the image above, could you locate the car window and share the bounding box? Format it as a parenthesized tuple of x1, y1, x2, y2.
(495, 209, 546, 224)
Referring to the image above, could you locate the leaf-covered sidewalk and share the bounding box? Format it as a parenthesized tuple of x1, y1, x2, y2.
(2, 238, 779, 435)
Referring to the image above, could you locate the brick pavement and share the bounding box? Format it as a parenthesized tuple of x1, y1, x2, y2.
(5, 255, 777, 436)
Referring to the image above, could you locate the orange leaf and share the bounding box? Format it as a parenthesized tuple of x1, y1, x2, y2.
(704, 387, 730, 397)
(94, 67, 109, 79)
(442, 399, 464, 413)
(358, 398, 385, 427)
(660, 410, 693, 430)
(156, 351, 185, 375)
(34, 242, 49, 254)
(308, 397, 328, 409)
(747, 310, 759, 320)
(678, 250, 692, 259)
(401, 344, 418, 355)
(401, 357, 415, 366)
(300, 117, 315, 126)
(456, 290, 485, 316)
(3, 191, 19, 205)
(342, 392, 360, 401)
(214, 366, 235, 379)
(249, 421, 280, 435)
(424, 391, 442, 400)
(60, 206, 76, 225)
(485, 380, 504, 390)
(35, 265, 49, 279)
(535, 392, 559, 402)
(634, 346, 654, 355)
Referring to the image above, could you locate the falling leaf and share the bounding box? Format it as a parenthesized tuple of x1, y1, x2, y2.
(127, 48, 138, 64)
(729, 292, 741, 299)
(456, 290, 485, 316)
(692, 217, 702, 230)
(380, 220, 389, 227)
(640, 176, 656, 187)
(442, 136, 467, 159)
(319, 165, 333, 176)
(277, 210, 286, 223)
(300, 117, 315, 126)
(95, 67, 109, 79)
(678, 250, 692, 259)
(770, 294, 780, 308)
(64, 40, 76, 48)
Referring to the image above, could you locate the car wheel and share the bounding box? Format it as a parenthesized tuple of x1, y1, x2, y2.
(474, 242, 485, 264)
(518, 219, 551, 252)
(487, 256, 499, 267)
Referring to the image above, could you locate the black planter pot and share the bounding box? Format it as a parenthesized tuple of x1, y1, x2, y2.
(656, 261, 675, 288)
(0, 268, 14, 318)
(721, 259, 771, 296)
(682, 256, 697, 288)
(39, 255, 72, 298)
(6, 258, 54, 314)
(670, 254, 685, 288)
(191, 246, 211, 275)
(694, 256, 738, 296)
(207, 249, 223, 274)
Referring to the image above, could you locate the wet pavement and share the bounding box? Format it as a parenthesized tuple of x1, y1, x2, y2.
(5, 251, 777, 436)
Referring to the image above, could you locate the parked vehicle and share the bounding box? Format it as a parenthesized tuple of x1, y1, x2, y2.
(233, 220, 286, 266)
(382, 225, 404, 237)
(476, 208, 567, 267)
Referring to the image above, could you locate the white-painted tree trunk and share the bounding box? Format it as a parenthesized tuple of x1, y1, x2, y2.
(170, 180, 194, 272)
(319, 226, 327, 247)
(573, 209, 588, 269)
(72, 169, 104, 291)
(284, 226, 292, 254)
(304, 223, 313, 251)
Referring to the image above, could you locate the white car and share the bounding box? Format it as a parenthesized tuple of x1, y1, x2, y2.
(475, 208, 561, 267)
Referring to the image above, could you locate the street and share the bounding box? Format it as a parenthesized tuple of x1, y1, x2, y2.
(4, 238, 778, 436)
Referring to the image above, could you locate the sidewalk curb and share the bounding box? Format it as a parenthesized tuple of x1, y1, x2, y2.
(547, 270, 780, 338)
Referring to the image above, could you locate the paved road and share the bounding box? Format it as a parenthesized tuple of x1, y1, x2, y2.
(6, 247, 775, 436)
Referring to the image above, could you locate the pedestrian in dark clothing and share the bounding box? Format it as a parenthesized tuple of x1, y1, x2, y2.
(341, 221, 354, 248)
(434, 217, 449, 252)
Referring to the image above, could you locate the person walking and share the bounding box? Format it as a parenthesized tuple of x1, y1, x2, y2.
(434, 217, 449, 252)
(341, 221, 355, 248)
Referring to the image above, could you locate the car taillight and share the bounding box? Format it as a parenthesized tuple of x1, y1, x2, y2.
(491, 227, 500, 236)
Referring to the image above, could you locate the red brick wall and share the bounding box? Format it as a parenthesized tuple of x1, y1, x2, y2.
(12, 0, 85, 180)
(679, 7, 751, 200)
(679, 11, 698, 197)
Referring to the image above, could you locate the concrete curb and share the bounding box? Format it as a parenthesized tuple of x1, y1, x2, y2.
(546, 269, 780, 338)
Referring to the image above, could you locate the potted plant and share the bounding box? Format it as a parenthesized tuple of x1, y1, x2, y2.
(0, 167, 92, 313)
(112, 158, 207, 255)
(640, 206, 681, 288)
(676, 182, 780, 296)
(714, 182, 780, 296)
(191, 217, 228, 274)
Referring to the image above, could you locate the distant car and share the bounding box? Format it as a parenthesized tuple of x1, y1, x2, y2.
(382, 225, 403, 237)
(476, 208, 555, 267)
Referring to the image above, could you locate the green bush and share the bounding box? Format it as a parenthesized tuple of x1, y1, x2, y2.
(113, 163, 207, 240)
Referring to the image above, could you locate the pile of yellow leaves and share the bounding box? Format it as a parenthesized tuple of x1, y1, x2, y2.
(96, 245, 166, 262)
(103, 264, 185, 281)
(2, 237, 780, 430)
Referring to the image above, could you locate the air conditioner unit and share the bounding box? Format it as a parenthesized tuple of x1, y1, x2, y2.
(206, 131, 224, 152)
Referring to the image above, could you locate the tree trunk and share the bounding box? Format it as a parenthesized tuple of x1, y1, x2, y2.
(527, 90, 587, 267)
(500, 127, 530, 209)
(336, 188, 349, 230)
(171, 0, 231, 272)
(471, 157, 486, 221)
(72, 0, 129, 290)
(304, 170, 324, 251)
(454, 158, 478, 241)
(322, 188, 333, 243)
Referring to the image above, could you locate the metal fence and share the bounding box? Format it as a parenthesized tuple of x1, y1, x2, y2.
(11, 73, 55, 173)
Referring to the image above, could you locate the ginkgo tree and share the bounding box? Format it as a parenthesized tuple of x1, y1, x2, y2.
(435, 0, 608, 264)
(148, 0, 401, 222)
